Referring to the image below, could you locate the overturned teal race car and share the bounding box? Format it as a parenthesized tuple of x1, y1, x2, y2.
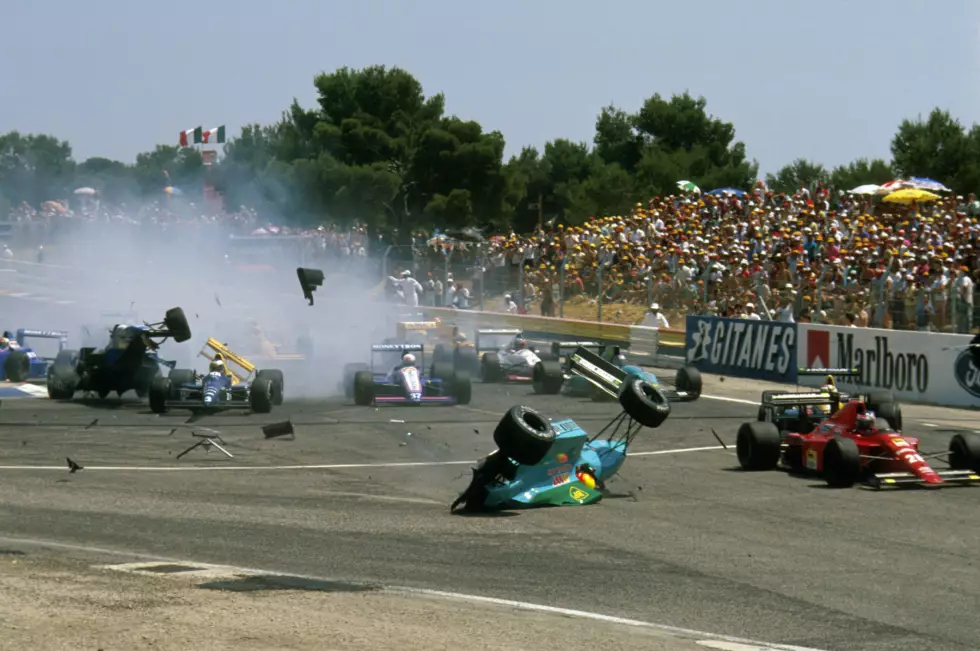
(451, 350, 674, 512)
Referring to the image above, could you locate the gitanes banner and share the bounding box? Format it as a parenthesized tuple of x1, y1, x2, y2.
(797, 324, 979, 407)
(685, 316, 798, 382)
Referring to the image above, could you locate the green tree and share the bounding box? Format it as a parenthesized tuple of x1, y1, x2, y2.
(828, 158, 894, 192)
(891, 108, 980, 193)
(765, 158, 829, 194)
(0, 131, 76, 206)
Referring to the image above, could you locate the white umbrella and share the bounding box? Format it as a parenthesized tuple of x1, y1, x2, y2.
(848, 184, 880, 195)
(676, 180, 701, 193)
(875, 180, 910, 195)
(73, 187, 97, 196)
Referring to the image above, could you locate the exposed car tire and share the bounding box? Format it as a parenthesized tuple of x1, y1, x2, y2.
(674, 366, 702, 399)
(168, 369, 197, 392)
(135, 366, 161, 398)
(342, 363, 369, 397)
(4, 350, 30, 383)
(255, 369, 285, 405)
(149, 376, 171, 414)
(736, 421, 781, 471)
(949, 432, 980, 473)
(532, 360, 563, 394)
(822, 437, 861, 488)
(493, 405, 555, 466)
(431, 362, 454, 383)
(47, 349, 79, 400)
(250, 378, 273, 413)
(433, 344, 452, 366)
(454, 346, 479, 376)
(619, 379, 670, 428)
(353, 371, 375, 406)
(453, 372, 472, 405)
(865, 390, 895, 413)
(874, 401, 902, 431)
(481, 353, 503, 383)
(163, 307, 192, 343)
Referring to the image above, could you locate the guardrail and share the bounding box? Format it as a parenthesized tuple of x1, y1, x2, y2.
(409, 306, 686, 362)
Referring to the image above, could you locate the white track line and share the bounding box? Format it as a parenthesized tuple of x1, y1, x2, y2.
(702, 394, 756, 405)
(0, 445, 728, 472)
(0, 535, 827, 651)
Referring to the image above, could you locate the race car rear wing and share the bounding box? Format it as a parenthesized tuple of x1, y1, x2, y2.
(371, 343, 424, 352)
(199, 338, 257, 385)
(550, 340, 603, 359)
(475, 329, 522, 352)
(565, 346, 629, 399)
(15, 329, 68, 360)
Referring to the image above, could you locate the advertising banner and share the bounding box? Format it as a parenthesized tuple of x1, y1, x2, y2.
(797, 324, 979, 407)
(685, 316, 798, 383)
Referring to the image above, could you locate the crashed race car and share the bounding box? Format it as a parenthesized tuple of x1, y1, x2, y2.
(757, 368, 902, 431)
(46, 308, 191, 400)
(538, 341, 701, 401)
(149, 338, 284, 414)
(343, 343, 471, 406)
(451, 376, 671, 512)
(0, 329, 68, 383)
(476, 329, 550, 383)
(736, 396, 980, 489)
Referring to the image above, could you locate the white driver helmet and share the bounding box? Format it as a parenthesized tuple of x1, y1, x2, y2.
(402, 353, 416, 364)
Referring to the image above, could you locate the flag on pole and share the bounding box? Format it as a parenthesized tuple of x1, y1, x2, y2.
(202, 126, 226, 144)
(179, 127, 202, 147)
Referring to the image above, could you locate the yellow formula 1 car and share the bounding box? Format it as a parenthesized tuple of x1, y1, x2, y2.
(394, 320, 479, 376)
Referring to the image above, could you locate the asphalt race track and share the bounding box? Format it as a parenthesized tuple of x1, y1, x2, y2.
(0, 372, 978, 651)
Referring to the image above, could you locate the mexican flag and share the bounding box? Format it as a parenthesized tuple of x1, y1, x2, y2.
(179, 127, 203, 147)
(202, 126, 226, 144)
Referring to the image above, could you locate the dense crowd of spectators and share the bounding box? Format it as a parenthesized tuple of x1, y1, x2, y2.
(7, 181, 980, 334)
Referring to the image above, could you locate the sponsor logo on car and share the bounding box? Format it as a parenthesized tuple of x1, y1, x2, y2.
(547, 463, 572, 476)
(552, 473, 570, 486)
(569, 486, 589, 501)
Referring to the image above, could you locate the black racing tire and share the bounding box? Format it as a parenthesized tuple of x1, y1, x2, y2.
(433, 344, 452, 366)
(674, 366, 702, 400)
(949, 432, 980, 473)
(342, 363, 369, 397)
(431, 361, 454, 383)
(47, 349, 80, 399)
(250, 378, 273, 414)
(865, 390, 895, 413)
(149, 376, 171, 414)
(168, 369, 197, 393)
(736, 421, 781, 471)
(163, 307, 191, 343)
(454, 346, 479, 377)
(255, 369, 285, 405)
(4, 350, 30, 383)
(823, 437, 861, 488)
(453, 372, 472, 405)
(532, 360, 564, 395)
(481, 352, 503, 383)
(493, 405, 555, 466)
(353, 370, 375, 406)
(874, 401, 902, 431)
(618, 379, 670, 428)
(135, 365, 162, 398)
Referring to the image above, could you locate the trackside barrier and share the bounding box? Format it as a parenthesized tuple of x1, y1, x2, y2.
(412, 307, 686, 362)
(685, 315, 799, 383)
(797, 323, 978, 408)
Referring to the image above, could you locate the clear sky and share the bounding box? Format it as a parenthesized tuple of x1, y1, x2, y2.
(3, 0, 978, 175)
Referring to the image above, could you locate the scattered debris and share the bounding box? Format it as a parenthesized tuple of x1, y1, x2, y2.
(389, 419, 405, 423)
(262, 420, 295, 440)
(84, 418, 98, 430)
(710, 429, 728, 450)
(66, 457, 83, 474)
(214, 293, 222, 307)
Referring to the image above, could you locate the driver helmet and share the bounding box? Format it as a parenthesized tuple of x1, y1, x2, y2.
(402, 353, 416, 365)
(209, 354, 225, 374)
(2, 331, 10, 338)
(513, 335, 527, 349)
(855, 411, 875, 433)
(612, 353, 627, 367)
(0, 336, 7, 349)
(821, 374, 837, 393)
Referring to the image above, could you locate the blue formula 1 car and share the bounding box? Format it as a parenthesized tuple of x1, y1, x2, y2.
(148, 338, 284, 414)
(451, 376, 671, 512)
(46, 307, 191, 400)
(342, 343, 471, 406)
(530, 344, 702, 402)
(0, 329, 69, 382)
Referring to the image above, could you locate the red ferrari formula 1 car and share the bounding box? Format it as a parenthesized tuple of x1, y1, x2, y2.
(736, 397, 980, 489)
